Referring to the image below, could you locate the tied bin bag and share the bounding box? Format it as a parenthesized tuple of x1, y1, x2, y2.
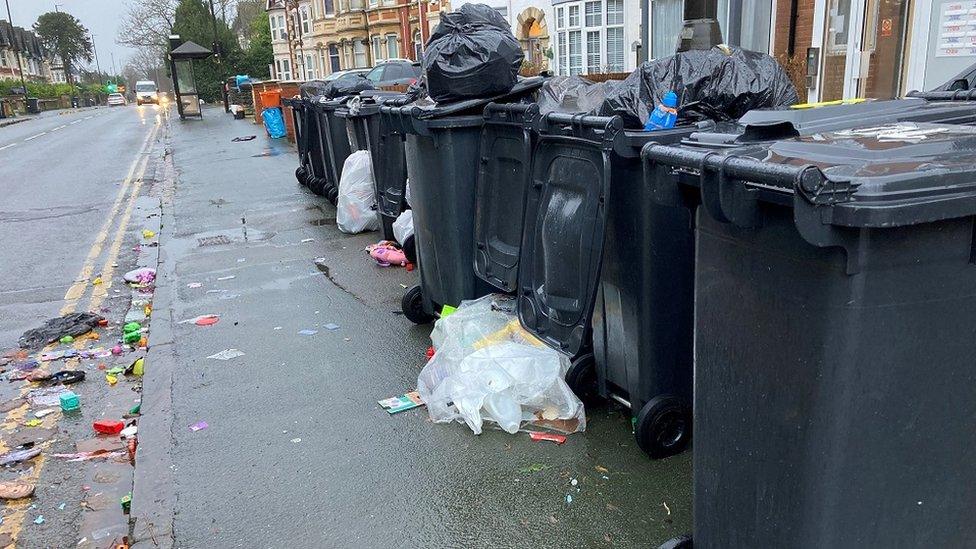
(600, 45, 799, 128)
(422, 3, 525, 103)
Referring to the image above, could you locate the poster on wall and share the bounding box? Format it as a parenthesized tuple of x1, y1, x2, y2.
(937, 1, 976, 57)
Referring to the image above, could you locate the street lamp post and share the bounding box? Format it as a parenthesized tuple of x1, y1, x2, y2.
(4, 0, 30, 110)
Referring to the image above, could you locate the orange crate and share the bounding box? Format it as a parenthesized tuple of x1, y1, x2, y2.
(259, 90, 282, 108)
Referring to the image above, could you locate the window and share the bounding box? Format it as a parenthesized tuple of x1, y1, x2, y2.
(281, 58, 291, 80)
(350, 0, 364, 9)
(556, 6, 564, 28)
(329, 44, 341, 71)
(569, 30, 582, 75)
(305, 54, 315, 80)
(372, 36, 384, 62)
(324, 0, 334, 15)
(0, 52, 7, 68)
(494, 6, 508, 17)
(414, 30, 423, 60)
(558, 31, 567, 75)
(568, 5, 580, 26)
(301, 7, 310, 34)
(354, 40, 367, 67)
(606, 0, 623, 25)
(369, 0, 378, 7)
(586, 31, 601, 73)
(366, 65, 384, 83)
(584, 1, 601, 27)
(606, 27, 623, 71)
(319, 49, 328, 76)
(274, 59, 281, 78)
(386, 34, 398, 59)
(383, 0, 396, 6)
(270, 15, 279, 41)
(278, 15, 287, 40)
(651, 0, 682, 58)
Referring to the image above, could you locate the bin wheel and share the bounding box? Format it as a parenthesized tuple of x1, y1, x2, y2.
(296, 166, 308, 186)
(402, 235, 417, 264)
(635, 395, 691, 459)
(658, 535, 692, 549)
(310, 177, 327, 196)
(565, 353, 602, 405)
(401, 285, 434, 324)
(326, 186, 339, 206)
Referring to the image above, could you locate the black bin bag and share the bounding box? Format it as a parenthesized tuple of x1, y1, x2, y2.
(423, 3, 525, 103)
(537, 76, 621, 114)
(300, 80, 330, 99)
(601, 45, 799, 128)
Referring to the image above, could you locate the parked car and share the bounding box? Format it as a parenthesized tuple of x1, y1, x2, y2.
(324, 68, 370, 84)
(107, 93, 128, 107)
(364, 60, 420, 88)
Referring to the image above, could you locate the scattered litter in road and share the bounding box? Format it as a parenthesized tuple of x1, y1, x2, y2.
(300, 238, 314, 243)
(0, 481, 37, 500)
(34, 409, 56, 419)
(378, 391, 425, 414)
(324, 323, 340, 331)
(273, 326, 282, 330)
(123, 267, 156, 284)
(48, 370, 85, 385)
(298, 329, 318, 336)
(28, 387, 69, 408)
(187, 282, 202, 288)
(120, 426, 137, 438)
(207, 349, 245, 361)
(595, 465, 609, 474)
(142, 230, 155, 239)
(24, 419, 42, 427)
(528, 432, 567, 445)
(231, 135, 256, 142)
(290, 438, 302, 443)
(565, 494, 573, 505)
(0, 447, 41, 466)
(236, 258, 246, 263)
(18, 312, 104, 349)
(91, 277, 102, 286)
(216, 275, 236, 281)
(60, 391, 80, 412)
(189, 421, 208, 432)
(57, 503, 65, 511)
(49, 450, 126, 462)
(33, 515, 44, 525)
(517, 463, 549, 474)
(93, 420, 124, 435)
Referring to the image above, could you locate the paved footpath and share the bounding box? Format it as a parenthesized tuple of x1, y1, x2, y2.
(132, 106, 692, 548)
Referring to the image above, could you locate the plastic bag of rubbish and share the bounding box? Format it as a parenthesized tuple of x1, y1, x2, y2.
(336, 150, 379, 234)
(423, 3, 525, 103)
(392, 209, 413, 246)
(299, 79, 331, 99)
(261, 107, 286, 138)
(417, 294, 585, 435)
(323, 74, 375, 99)
(537, 76, 621, 115)
(599, 45, 799, 128)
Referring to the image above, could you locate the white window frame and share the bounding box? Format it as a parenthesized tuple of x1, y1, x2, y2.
(605, 0, 624, 71)
(556, 6, 565, 29)
(568, 5, 580, 26)
(414, 30, 423, 60)
(301, 7, 311, 35)
(305, 53, 315, 80)
(568, 29, 582, 75)
(270, 15, 279, 41)
(354, 39, 367, 67)
(386, 33, 398, 59)
(586, 30, 601, 73)
(372, 35, 384, 61)
(584, 0, 601, 27)
(329, 44, 341, 71)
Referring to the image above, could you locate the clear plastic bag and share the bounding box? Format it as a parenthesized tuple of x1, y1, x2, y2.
(417, 294, 585, 435)
(392, 210, 413, 246)
(336, 150, 379, 234)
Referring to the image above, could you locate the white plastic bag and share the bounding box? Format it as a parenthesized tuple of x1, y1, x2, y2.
(392, 210, 413, 245)
(404, 178, 412, 208)
(417, 294, 585, 435)
(336, 150, 379, 234)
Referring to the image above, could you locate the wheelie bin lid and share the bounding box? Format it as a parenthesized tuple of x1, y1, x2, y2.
(336, 92, 410, 119)
(383, 77, 545, 120)
(643, 121, 976, 232)
(685, 98, 976, 147)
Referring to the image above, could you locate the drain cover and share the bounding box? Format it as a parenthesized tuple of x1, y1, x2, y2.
(197, 235, 232, 247)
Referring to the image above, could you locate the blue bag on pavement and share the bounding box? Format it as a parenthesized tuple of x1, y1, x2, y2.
(262, 107, 286, 139)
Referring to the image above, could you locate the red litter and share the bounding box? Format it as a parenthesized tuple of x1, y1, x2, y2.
(528, 432, 567, 445)
(194, 315, 220, 326)
(93, 420, 124, 435)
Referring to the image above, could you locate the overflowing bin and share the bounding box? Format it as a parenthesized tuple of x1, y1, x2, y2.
(337, 92, 411, 241)
(382, 77, 544, 324)
(644, 119, 976, 546)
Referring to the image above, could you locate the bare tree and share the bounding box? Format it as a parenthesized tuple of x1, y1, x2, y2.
(117, 0, 179, 54)
(126, 48, 165, 80)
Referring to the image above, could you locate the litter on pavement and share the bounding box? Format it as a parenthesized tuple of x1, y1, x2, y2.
(417, 295, 585, 435)
(378, 392, 425, 414)
(18, 312, 104, 349)
(207, 349, 245, 361)
(189, 421, 208, 432)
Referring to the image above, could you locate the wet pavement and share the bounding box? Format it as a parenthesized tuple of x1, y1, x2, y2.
(146, 108, 692, 547)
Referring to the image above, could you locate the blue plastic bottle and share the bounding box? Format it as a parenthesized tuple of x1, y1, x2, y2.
(644, 91, 678, 131)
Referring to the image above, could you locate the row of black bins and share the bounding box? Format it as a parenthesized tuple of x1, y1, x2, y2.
(283, 92, 411, 242)
(373, 91, 976, 548)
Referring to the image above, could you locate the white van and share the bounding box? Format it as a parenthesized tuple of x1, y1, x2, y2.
(135, 80, 159, 105)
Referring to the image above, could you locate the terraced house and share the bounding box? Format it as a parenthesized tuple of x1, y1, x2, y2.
(0, 20, 58, 83)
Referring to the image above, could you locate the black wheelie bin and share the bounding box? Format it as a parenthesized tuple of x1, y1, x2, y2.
(337, 92, 412, 241)
(511, 112, 708, 459)
(283, 96, 329, 195)
(381, 77, 545, 324)
(312, 96, 357, 206)
(644, 120, 976, 548)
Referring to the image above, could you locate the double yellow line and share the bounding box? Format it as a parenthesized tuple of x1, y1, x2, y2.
(0, 115, 162, 547)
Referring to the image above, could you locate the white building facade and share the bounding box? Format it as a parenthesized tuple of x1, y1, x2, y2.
(550, 0, 637, 75)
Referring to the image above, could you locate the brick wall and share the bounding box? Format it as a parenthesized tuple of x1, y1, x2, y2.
(772, 0, 815, 97)
(251, 81, 301, 142)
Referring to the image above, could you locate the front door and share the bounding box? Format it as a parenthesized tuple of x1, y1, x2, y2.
(819, 0, 912, 101)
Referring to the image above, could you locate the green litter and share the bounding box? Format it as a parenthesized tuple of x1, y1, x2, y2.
(129, 403, 141, 415)
(123, 322, 141, 334)
(518, 463, 551, 474)
(440, 304, 458, 318)
(59, 335, 74, 344)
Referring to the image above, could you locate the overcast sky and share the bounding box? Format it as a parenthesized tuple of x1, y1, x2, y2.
(4, 0, 136, 74)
